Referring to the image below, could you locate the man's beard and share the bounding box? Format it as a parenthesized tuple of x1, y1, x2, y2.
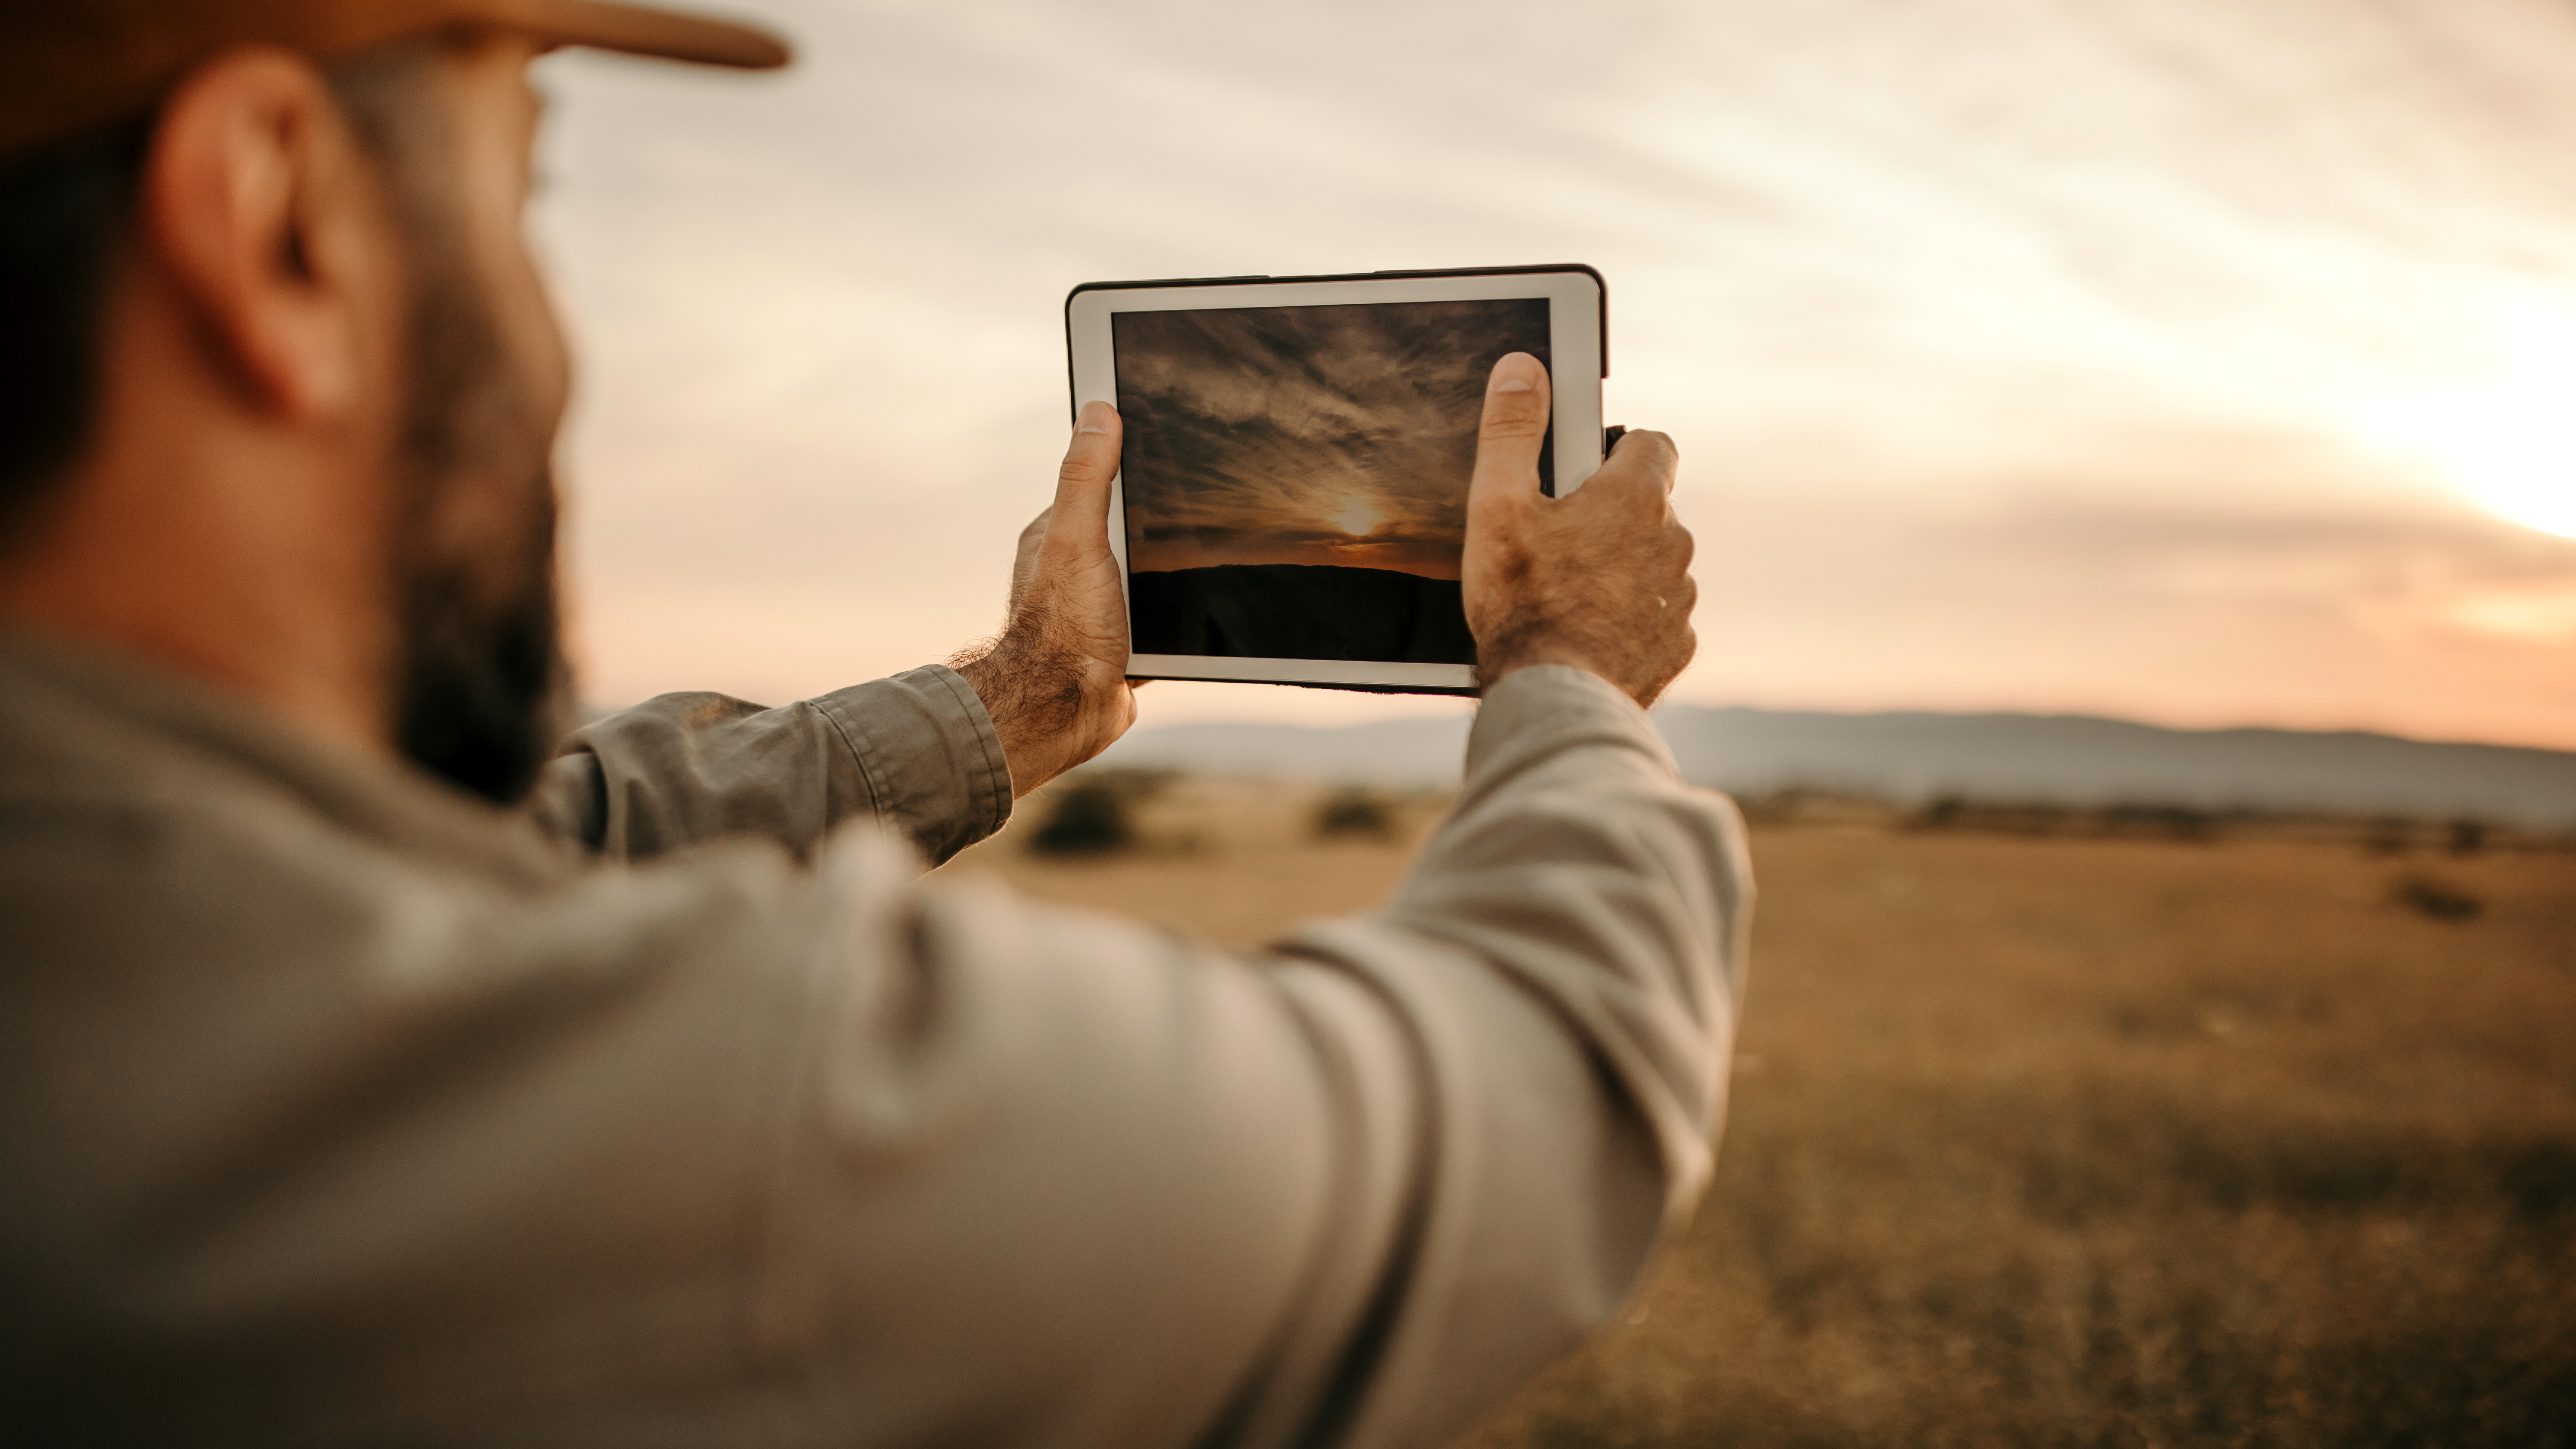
(386, 250, 568, 807)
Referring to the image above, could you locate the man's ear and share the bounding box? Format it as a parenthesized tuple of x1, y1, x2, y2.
(142, 47, 397, 424)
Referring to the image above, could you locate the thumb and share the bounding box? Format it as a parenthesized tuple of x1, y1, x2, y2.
(1053, 401, 1123, 539)
(1467, 352, 1552, 516)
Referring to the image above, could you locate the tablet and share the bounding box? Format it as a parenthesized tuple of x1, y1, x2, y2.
(1066, 265, 1607, 695)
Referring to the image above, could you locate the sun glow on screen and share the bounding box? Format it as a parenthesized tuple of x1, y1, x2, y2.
(2350, 303, 2576, 540)
(1328, 496, 1385, 537)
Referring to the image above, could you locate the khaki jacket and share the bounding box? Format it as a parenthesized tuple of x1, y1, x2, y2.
(0, 632, 1751, 1448)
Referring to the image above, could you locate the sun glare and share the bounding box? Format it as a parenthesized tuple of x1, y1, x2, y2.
(2352, 304, 2576, 540)
(1328, 496, 1385, 537)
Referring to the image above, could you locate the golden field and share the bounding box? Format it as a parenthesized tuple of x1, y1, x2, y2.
(941, 775, 2576, 1448)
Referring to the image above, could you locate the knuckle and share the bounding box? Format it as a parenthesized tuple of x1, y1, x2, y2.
(1607, 430, 1674, 469)
(1632, 434, 1681, 488)
(1615, 457, 1666, 496)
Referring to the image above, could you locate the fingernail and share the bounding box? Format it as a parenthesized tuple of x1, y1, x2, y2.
(1076, 402, 1114, 435)
(1492, 377, 1534, 393)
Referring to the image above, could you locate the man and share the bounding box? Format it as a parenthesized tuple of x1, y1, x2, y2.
(0, 3, 1750, 1445)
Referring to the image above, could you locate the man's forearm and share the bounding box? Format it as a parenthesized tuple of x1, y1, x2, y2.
(528, 665, 1012, 864)
(1258, 664, 1750, 1444)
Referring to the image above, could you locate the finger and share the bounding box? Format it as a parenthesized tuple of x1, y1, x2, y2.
(1467, 353, 1554, 513)
(1054, 401, 1123, 530)
(1598, 427, 1679, 497)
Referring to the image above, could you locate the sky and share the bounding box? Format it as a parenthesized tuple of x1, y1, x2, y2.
(534, 0, 2576, 749)
(1116, 299, 1549, 580)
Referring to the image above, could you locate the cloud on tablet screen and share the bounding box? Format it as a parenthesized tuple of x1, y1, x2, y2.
(1114, 299, 1551, 580)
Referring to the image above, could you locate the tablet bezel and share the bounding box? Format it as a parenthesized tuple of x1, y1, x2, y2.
(1066, 265, 1607, 695)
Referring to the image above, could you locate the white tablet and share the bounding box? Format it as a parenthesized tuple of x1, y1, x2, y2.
(1066, 265, 1608, 696)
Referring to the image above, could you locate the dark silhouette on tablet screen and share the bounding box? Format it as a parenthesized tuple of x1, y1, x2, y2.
(1114, 299, 1552, 664)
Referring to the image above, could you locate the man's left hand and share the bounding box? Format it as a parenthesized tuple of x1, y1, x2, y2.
(954, 402, 1140, 798)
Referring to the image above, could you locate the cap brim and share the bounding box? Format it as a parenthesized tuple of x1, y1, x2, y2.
(0, 0, 789, 163)
(482, 0, 791, 69)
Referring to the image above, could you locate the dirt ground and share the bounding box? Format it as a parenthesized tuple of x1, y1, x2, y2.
(942, 776, 2576, 1448)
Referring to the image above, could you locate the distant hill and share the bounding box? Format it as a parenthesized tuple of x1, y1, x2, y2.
(1094, 705, 2576, 829)
(1129, 564, 1474, 664)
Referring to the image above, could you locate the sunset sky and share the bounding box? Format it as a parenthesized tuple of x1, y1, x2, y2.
(533, 0, 2576, 748)
(1115, 299, 1550, 580)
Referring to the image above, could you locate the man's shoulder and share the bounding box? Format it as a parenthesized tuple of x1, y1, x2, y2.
(2, 632, 554, 852)
(0, 657, 846, 1411)
(0, 635, 601, 984)
(0, 634, 840, 1185)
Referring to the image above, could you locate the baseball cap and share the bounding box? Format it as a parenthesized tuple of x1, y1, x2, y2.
(2, 0, 792, 161)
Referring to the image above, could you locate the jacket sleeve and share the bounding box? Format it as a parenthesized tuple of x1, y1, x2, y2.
(752, 664, 1754, 1449)
(526, 664, 1014, 867)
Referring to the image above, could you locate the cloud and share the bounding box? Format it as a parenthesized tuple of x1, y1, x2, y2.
(1112, 300, 1549, 579)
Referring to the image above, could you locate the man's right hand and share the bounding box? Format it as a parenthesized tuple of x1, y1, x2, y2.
(953, 402, 1140, 798)
(1462, 352, 1696, 707)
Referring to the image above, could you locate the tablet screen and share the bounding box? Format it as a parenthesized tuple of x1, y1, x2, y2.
(1112, 299, 1553, 666)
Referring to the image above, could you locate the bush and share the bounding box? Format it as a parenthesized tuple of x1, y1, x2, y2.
(1024, 769, 1173, 857)
(1314, 786, 1396, 841)
(1028, 782, 1134, 856)
(2391, 871, 2481, 922)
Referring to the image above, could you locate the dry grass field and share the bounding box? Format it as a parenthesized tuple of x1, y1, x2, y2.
(940, 774, 2576, 1448)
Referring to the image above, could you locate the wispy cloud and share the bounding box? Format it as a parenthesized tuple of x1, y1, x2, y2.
(1115, 300, 1548, 579)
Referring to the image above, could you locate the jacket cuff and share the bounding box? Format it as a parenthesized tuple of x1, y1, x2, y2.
(1464, 665, 1678, 787)
(812, 665, 1013, 865)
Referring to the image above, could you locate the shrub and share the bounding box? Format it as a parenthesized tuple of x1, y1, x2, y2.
(1314, 786, 1396, 841)
(1028, 782, 1134, 856)
(2390, 872, 2481, 922)
(1024, 769, 1174, 857)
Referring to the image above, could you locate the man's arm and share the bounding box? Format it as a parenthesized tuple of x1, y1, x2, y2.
(526, 411, 1139, 866)
(746, 663, 1746, 1449)
(745, 355, 1731, 1447)
(528, 667, 1012, 867)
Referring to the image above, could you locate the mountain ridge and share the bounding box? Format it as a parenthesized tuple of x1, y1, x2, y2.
(1092, 704, 2576, 828)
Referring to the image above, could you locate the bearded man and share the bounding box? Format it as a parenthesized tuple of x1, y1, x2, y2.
(0, 3, 1750, 1444)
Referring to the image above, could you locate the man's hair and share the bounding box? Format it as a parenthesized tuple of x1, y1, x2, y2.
(0, 119, 148, 544)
